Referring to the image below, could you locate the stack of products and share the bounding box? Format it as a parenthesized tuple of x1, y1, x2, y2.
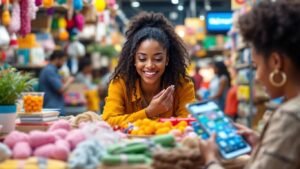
(18, 110, 59, 123)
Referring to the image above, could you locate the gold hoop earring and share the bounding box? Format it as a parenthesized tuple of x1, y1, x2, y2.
(269, 69, 287, 87)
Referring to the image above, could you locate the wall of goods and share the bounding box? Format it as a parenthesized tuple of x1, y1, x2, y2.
(0, 0, 122, 73)
(228, 0, 269, 129)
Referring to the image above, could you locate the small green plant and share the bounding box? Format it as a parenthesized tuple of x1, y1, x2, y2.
(0, 68, 36, 105)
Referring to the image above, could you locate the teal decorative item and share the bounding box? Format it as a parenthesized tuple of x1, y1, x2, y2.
(73, 0, 83, 11)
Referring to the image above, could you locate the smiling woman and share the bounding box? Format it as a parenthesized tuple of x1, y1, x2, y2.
(102, 12, 195, 127)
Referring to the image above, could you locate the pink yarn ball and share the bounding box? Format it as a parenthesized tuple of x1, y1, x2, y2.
(51, 129, 68, 140)
(55, 140, 70, 152)
(51, 145, 69, 161)
(66, 129, 86, 150)
(4, 131, 29, 149)
(33, 144, 55, 158)
(12, 142, 32, 159)
(29, 131, 55, 148)
(48, 120, 72, 132)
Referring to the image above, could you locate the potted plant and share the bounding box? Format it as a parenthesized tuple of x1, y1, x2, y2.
(0, 68, 35, 133)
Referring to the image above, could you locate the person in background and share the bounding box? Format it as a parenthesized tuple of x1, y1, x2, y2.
(102, 12, 195, 127)
(98, 66, 111, 113)
(199, 1, 300, 169)
(39, 50, 74, 115)
(192, 66, 203, 100)
(76, 57, 96, 89)
(209, 61, 231, 111)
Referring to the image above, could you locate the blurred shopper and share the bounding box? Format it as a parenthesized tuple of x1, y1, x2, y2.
(102, 12, 195, 126)
(199, 1, 300, 169)
(39, 50, 74, 115)
(76, 57, 96, 89)
(192, 66, 203, 100)
(209, 61, 231, 111)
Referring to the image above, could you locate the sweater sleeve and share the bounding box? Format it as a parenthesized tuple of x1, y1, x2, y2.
(102, 80, 147, 127)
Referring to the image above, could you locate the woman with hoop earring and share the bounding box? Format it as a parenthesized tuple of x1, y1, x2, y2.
(198, 1, 300, 169)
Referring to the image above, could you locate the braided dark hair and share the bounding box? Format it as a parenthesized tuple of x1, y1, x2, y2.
(111, 12, 190, 101)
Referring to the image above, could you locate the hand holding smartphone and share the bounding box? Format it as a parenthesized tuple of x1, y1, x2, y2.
(186, 101, 251, 159)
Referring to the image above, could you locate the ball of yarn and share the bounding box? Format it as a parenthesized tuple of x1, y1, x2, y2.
(4, 131, 29, 149)
(55, 140, 70, 152)
(51, 145, 69, 161)
(66, 129, 86, 150)
(12, 142, 31, 159)
(51, 129, 68, 140)
(0, 143, 11, 162)
(34, 144, 55, 158)
(49, 120, 71, 132)
(29, 131, 56, 148)
(73, 111, 102, 128)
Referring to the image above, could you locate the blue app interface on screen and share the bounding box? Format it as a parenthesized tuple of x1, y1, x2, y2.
(191, 102, 247, 154)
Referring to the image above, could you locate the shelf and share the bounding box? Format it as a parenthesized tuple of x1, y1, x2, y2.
(15, 65, 46, 69)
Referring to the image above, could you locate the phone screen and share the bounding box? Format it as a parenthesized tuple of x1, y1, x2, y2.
(187, 101, 251, 159)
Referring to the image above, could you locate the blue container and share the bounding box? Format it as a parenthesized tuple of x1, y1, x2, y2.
(0, 105, 17, 134)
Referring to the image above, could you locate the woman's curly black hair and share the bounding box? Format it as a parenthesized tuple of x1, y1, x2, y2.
(111, 12, 190, 101)
(238, 0, 300, 68)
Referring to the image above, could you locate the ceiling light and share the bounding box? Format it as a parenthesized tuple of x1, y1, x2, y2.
(177, 5, 184, 11)
(200, 15, 205, 20)
(171, 0, 179, 5)
(131, 1, 140, 8)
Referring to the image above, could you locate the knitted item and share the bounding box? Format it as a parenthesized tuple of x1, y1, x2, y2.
(9, 2, 21, 33)
(12, 142, 31, 159)
(71, 111, 102, 127)
(152, 147, 203, 169)
(65, 129, 86, 150)
(68, 139, 106, 169)
(20, 0, 31, 36)
(101, 154, 149, 166)
(33, 144, 55, 158)
(51, 129, 68, 140)
(0, 143, 11, 162)
(48, 119, 72, 132)
(51, 141, 70, 161)
(29, 131, 56, 148)
(4, 131, 29, 149)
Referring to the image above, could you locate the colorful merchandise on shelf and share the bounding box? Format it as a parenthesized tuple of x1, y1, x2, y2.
(42, 0, 54, 8)
(94, 0, 106, 12)
(237, 85, 250, 101)
(9, 2, 21, 33)
(2, 10, 11, 26)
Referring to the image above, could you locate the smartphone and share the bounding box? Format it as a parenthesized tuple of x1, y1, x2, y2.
(186, 101, 251, 159)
